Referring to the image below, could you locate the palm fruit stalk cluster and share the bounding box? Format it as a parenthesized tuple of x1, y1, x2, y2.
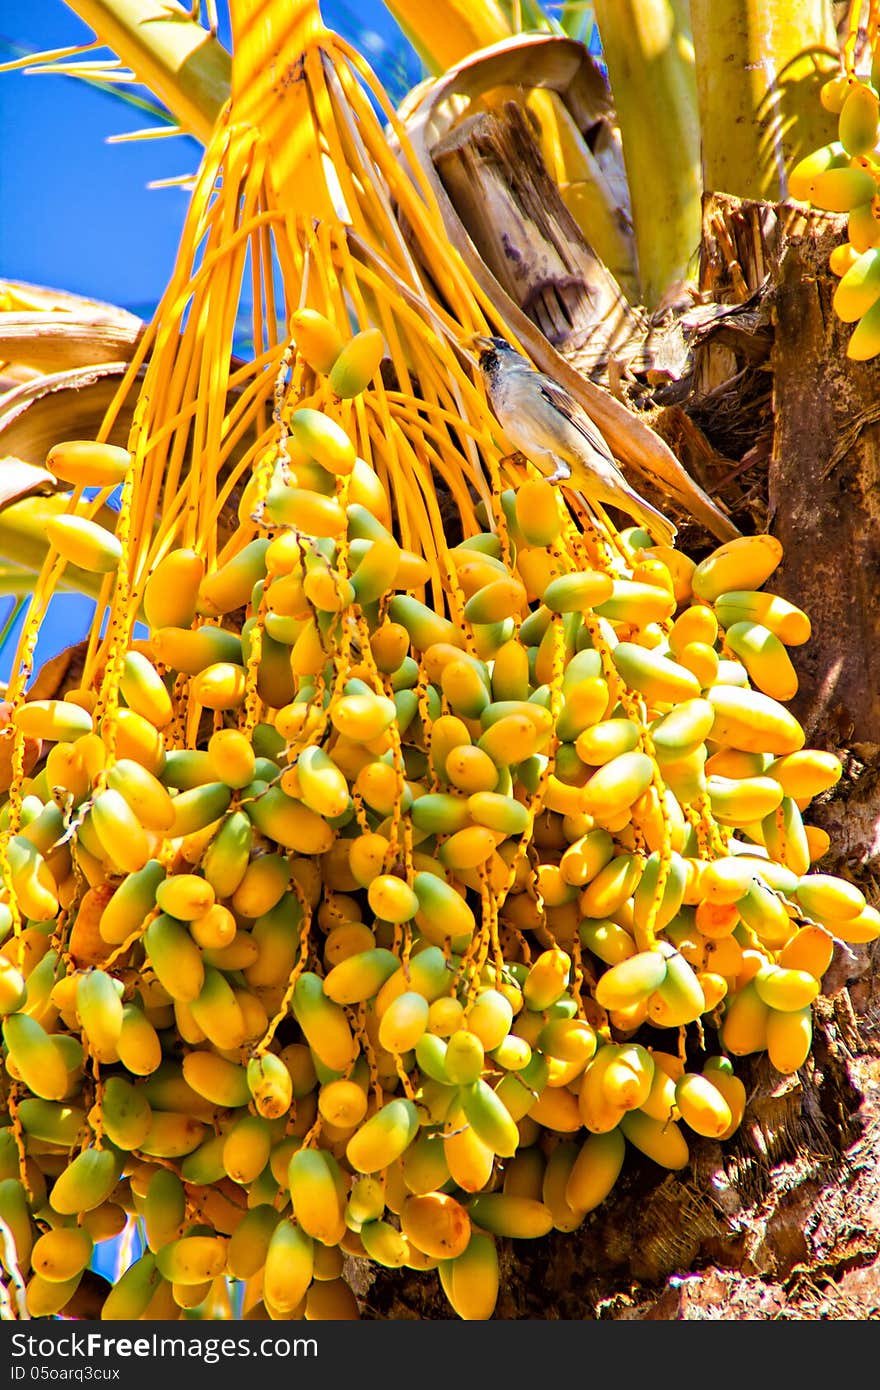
(0, 335, 873, 1320)
(0, 0, 875, 1324)
(789, 0, 880, 357)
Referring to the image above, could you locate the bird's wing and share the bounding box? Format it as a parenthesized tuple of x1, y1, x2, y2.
(536, 375, 619, 469)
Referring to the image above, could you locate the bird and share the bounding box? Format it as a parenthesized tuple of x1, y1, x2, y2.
(468, 334, 677, 548)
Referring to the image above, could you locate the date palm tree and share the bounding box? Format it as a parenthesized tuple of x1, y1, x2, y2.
(0, 0, 877, 1324)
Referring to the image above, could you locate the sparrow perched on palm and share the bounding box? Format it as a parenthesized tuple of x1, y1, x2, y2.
(469, 335, 677, 548)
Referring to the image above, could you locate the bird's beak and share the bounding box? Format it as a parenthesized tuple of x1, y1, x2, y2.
(461, 333, 495, 358)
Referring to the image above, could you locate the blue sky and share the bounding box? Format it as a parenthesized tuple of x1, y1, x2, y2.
(2, 0, 202, 311)
(0, 0, 421, 312)
(0, 1, 422, 680)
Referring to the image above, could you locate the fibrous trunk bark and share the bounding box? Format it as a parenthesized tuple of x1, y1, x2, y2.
(432, 102, 642, 370)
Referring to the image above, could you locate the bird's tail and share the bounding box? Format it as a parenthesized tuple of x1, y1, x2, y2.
(563, 460, 678, 548)
(586, 477, 678, 549)
(627, 492, 677, 549)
